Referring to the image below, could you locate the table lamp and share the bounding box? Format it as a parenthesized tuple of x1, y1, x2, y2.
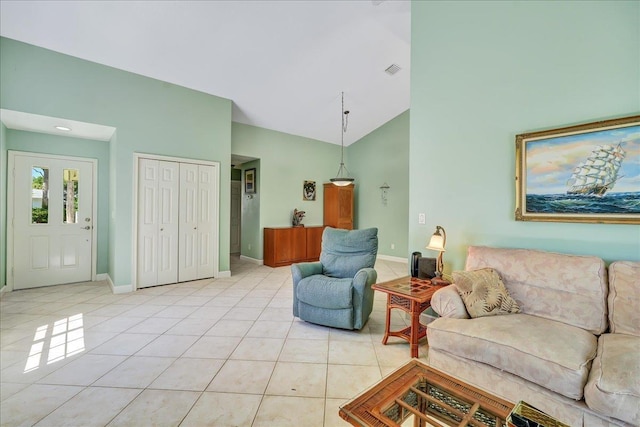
(426, 226, 447, 277)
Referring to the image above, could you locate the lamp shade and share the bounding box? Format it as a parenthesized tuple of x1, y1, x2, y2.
(426, 234, 446, 252)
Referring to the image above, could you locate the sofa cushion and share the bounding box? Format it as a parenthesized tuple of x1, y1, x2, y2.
(320, 227, 378, 278)
(453, 268, 520, 318)
(296, 275, 353, 309)
(584, 334, 640, 425)
(465, 246, 608, 334)
(427, 313, 598, 400)
(608, 261, 640, 337)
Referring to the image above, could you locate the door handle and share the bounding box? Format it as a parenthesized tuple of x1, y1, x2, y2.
(81, 226, 91, 230)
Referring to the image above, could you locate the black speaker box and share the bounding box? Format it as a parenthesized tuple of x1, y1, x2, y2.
(418, 257, 437, 279)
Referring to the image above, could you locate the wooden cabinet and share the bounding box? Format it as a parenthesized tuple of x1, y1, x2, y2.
(263, 226, 325, 267)
(323, 183, 354, 230)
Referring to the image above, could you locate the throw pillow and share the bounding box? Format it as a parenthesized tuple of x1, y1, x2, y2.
(453, 268, 521, 318)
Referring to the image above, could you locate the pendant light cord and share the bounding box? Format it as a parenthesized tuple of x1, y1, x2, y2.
(341, 91, 349, 164)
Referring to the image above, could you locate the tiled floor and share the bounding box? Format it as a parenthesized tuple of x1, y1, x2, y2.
(0, 256, 424, 427)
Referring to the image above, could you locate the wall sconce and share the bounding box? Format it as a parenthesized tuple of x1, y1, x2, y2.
(380, 182, 390, 205)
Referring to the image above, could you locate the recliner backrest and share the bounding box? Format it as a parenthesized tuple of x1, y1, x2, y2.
(320, 227, 378, 278)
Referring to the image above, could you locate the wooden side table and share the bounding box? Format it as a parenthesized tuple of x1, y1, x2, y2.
(372, 276, 449, 358)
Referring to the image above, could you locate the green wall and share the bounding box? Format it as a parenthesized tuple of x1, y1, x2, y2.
(410, 1, 640, 274)
(232, 122, 340, 260)
(5, 130, 110, 275)
(348, 110, 410, 259)
(0, 123, 6, 289)
(1, 37, 233, 288)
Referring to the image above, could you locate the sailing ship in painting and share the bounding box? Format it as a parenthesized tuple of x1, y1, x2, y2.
(566, 143, 625, 197)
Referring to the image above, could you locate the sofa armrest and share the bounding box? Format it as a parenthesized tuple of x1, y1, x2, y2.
(431, 284, 470, 319)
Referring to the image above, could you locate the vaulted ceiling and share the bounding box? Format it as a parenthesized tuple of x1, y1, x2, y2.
(0, 0, 411, 146)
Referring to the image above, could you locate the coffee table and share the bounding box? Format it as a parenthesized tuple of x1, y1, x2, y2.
(372, 276, 448, 358)
(339, 359, 514, 427)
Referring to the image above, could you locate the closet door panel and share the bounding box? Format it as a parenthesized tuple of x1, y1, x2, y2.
(197, 165, 215, 279)
(137, 159, 159, 288)
(156, 161, 179, 285)
(179, 163, 199, 282)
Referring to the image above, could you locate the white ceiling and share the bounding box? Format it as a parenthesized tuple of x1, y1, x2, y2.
(0, 0, 411, 146)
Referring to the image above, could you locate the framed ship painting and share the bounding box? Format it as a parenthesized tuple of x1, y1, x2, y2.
(515, 115, 640, 224)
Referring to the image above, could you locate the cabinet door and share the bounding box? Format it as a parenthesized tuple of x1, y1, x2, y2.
(305, 227, 324, 261)
(337, 187, 353, 229)
(291, 227, 307, 262)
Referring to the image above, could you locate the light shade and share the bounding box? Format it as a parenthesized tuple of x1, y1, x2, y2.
(426, 234, 446, 252)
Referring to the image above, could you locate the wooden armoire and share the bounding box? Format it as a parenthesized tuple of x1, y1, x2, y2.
(323, 183, 354, 230)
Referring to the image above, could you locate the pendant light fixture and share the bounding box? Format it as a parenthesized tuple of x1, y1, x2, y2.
(330, 92, 354, 186)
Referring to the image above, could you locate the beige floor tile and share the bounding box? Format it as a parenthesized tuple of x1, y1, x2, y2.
(229, 337, 284, 361)
(222, 307, 262, 321)
(106, 389, 200, 427)
(0, 384, 83, 427)
(125, 317, 180, 334)
(37, 353, 127, 386)
(288, 320, 331, 340)
(329, 326, 373, 342)
(93, 356, 175, 388)
(164, 317, 218, 335)
(205, 319, 254, 337)
(150, 358, 224, 391)
(204, 296, 242, 307)
(180, 392, 262, 427)
(329, 340, 379, 366)
(34, 386, 141, 427)
(278, 339, 329, 363)
(87, 316, 144, 333)
(89, 333, 159, 355)
(266, 362, 326, 397)
(135, 334, 199, 358)
(326, 364, 382, 399)
(182, 336, 241, 359)
(187, 306, 230, 320)
(120, 304, 166, 317)
(234, 297, 271, 308)
(207, 360, 275, 394)
(0, 382, 29, 402)
(153, 305, 199, 319)
(246, 320, 292, 338)
(258, 307, 294, 321)
(252, 395, 325, 427)
(325, 398, 350, 427)
(173, 296, 213, 306)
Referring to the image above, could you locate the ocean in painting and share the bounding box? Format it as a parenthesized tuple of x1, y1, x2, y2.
(526, 192, 640, 214)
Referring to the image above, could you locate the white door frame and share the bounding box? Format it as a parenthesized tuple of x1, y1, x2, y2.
(6, 150, 98, 292)
(132, 153, 221, 290)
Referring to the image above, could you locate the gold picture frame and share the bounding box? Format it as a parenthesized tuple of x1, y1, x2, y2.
(515, 115, 640, 224)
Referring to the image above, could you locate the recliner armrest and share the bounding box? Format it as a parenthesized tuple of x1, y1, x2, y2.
(291, 262, 323, 286)
(431, 284, 470, 319)
(352, 268, 377, 291)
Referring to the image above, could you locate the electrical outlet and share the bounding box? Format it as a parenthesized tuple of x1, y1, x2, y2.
(391, 243, 395, 250)
(248, 244, 251, 250)
(418, 213, 426, 224)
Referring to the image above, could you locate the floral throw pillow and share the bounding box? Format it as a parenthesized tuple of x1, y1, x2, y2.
(453, 268, 521, 318)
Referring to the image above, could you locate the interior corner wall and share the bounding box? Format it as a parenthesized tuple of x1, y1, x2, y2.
(0, 123, 6, 289)
(0, 37, 233, 289)
(232, 122, 340, 260)
(410, 1, 640, 273)
(5, 130, 110, 275)
(347, 110, 410, 259)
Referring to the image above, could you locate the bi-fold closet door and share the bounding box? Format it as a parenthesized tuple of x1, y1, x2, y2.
(137, 158, 216, 288)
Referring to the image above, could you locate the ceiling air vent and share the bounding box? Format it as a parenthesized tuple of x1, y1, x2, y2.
(385, 64, 401, 76)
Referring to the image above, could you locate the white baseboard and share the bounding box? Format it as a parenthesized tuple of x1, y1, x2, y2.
(377, 254, 408, 264)
(106, 274, 135, 294)
(217, 270, 231, 278)
(240, 255, 263, 265)
(96, 273, 108, 281)
(0, 285, 8, 298)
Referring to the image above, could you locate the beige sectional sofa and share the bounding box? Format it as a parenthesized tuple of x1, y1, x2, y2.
(427, 246, 639, 427)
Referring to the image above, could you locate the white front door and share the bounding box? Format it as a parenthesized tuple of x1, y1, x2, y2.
(10, 152, 95, 289)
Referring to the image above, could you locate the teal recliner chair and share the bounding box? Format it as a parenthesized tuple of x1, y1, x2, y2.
(291, 227, 378, 330)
